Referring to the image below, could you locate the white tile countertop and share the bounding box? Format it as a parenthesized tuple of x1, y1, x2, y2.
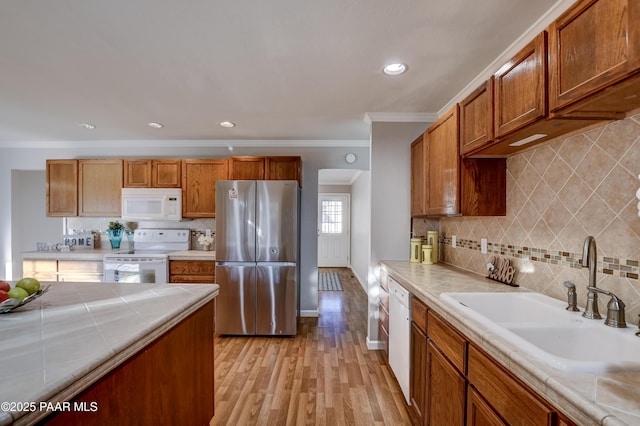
(0, 282, 219, 425)
(22, 249, 216, 261)
(381, 260, 640, 426)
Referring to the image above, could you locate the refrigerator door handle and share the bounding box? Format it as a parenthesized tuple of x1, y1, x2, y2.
(216, 262, 257, 267)
(257, 262, 297, 267)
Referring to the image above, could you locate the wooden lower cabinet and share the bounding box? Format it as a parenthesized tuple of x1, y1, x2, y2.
(467, 386, 506, 426)
(426, 340, 466, 426)
(468, 345, 555, 426)
(410, 322, 427, 422)
(22, 259, 58, 282)
(169, 260, 215, 284)
(22, 259, 103, 282)
(57, 260, 103, 282)
(407, 295, 576, 426)
(44, 300, 215, 425)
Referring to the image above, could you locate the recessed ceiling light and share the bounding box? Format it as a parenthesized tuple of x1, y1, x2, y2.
(219, 121, 236, 128)
(383, 63, 407, 76)
(147, 122, 164, 128)
(79, 123, 96, 129)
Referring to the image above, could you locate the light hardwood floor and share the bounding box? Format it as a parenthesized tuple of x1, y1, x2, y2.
(211, 267, 414, 425)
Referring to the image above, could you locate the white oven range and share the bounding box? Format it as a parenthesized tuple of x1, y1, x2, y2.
(103, 229, 190, 283)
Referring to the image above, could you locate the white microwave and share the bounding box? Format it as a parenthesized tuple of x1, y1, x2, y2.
(121, 188, 182, 221)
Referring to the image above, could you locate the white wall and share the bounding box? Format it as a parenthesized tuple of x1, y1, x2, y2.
(367, 122, 428, 349)
(0, 142, 369, 317)
(11, 170, 63, 279)
(350, 171, 370, 292)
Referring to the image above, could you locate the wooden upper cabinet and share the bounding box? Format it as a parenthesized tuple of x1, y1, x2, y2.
(265, 156, 301, 185)
(78, 159, 123, 217)
(124, 159, 181, 188)
(229, 156, 264, 180)
(426, 105, 460, 216)
(182, 159, 228, 218)
(46, 160, 78, 217)
(123, 160, 152, 187)
(152, 159, 181, 188)
(410, 134, 427, 217)
(494, 32, 547, 138)
(460, 78, 494, 155)
(548, 0, 640, 118)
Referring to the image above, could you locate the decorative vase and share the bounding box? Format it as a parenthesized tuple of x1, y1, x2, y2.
(107, 228, 124, 249)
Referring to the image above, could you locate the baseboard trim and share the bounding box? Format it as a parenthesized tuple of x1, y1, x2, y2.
(300, 310, 319, 318)
(366, 337, 384, 351)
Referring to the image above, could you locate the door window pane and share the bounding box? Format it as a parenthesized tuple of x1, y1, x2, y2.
(321, 200, 342, 234)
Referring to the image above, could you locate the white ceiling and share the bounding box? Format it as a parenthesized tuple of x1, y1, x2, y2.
(0, 0, 562, 143)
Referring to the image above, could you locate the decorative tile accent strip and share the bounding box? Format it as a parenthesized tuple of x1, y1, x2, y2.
(439, 237, 639, 280)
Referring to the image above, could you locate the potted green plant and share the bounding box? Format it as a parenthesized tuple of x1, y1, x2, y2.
(107, 221, 125, 249)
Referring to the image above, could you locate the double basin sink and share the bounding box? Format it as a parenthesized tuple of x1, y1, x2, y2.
(440, 291, 640, 373)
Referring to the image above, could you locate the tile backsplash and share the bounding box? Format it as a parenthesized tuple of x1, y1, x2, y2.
(66, 217, 215, 250)
(414, 113, 640, 324)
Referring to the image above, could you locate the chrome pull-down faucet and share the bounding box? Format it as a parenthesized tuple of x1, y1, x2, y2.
(581, 236, 602, 320)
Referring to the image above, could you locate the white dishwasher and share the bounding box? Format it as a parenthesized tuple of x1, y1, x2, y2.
(388, 277, 411, 405)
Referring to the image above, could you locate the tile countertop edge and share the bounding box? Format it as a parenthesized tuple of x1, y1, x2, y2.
(380, 261, 639, 426)
(7, 284, 219, 426)
(22, 250, 216, 261)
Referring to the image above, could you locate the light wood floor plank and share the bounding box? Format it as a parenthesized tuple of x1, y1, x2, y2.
(210, 267, 414, 425)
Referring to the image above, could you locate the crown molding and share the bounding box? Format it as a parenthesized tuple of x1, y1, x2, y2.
(438, 0, 577, 116)
(0, 139, 370, 149)
(363, 112, 438, 124)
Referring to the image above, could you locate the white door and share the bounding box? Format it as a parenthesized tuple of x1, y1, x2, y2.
(317, 193, 350, 267)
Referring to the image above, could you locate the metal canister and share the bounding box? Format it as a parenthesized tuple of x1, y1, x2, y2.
(410, 238, 422, 263)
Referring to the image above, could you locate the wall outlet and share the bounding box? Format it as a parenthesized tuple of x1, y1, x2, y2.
(452, 235, 457, 248)
(481, 238, 488, 254)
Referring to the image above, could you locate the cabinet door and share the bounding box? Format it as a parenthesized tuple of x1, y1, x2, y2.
(549, 0, 640, 114)
(426, 340, 466, 426)
(460, 158, 506, 217)
(46, 160, 78, 217)
(123, 160, 152, 187)
(152, 159, 182, 188)
(460, 79, 494, 155)
(78, 159, 123, 217)
(229, 156, 265, 180)
(265, 156, 301, 185)
(182, 159, 228, 218)
(467, 386, 507, 426)
(426, 105, 459, 216)
(22, 260, 58, 282)
(410, 321, 428, 423)
(468, 345, 554, 426)
(494, 32, 547, 138)
(57, 260, 103, 282)
(410, 134, 427, 217)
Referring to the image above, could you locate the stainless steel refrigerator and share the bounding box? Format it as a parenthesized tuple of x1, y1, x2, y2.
(215, 180, 300, 336)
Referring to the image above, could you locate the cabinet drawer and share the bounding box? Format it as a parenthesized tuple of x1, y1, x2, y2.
(411, 296, 427, 333)
(170, 275, 215, 284)
(468, 345, 554, 426)
(169, 260, 215, 275)
(427, 311, 466, 374)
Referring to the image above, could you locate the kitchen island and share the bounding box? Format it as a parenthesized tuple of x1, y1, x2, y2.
(0, 281, 218, 425)
(381, 260, 640, 425)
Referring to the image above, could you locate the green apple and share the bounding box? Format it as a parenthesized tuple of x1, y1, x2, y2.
(7, 287, 28, 301)
(16, 277, 40, 295)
